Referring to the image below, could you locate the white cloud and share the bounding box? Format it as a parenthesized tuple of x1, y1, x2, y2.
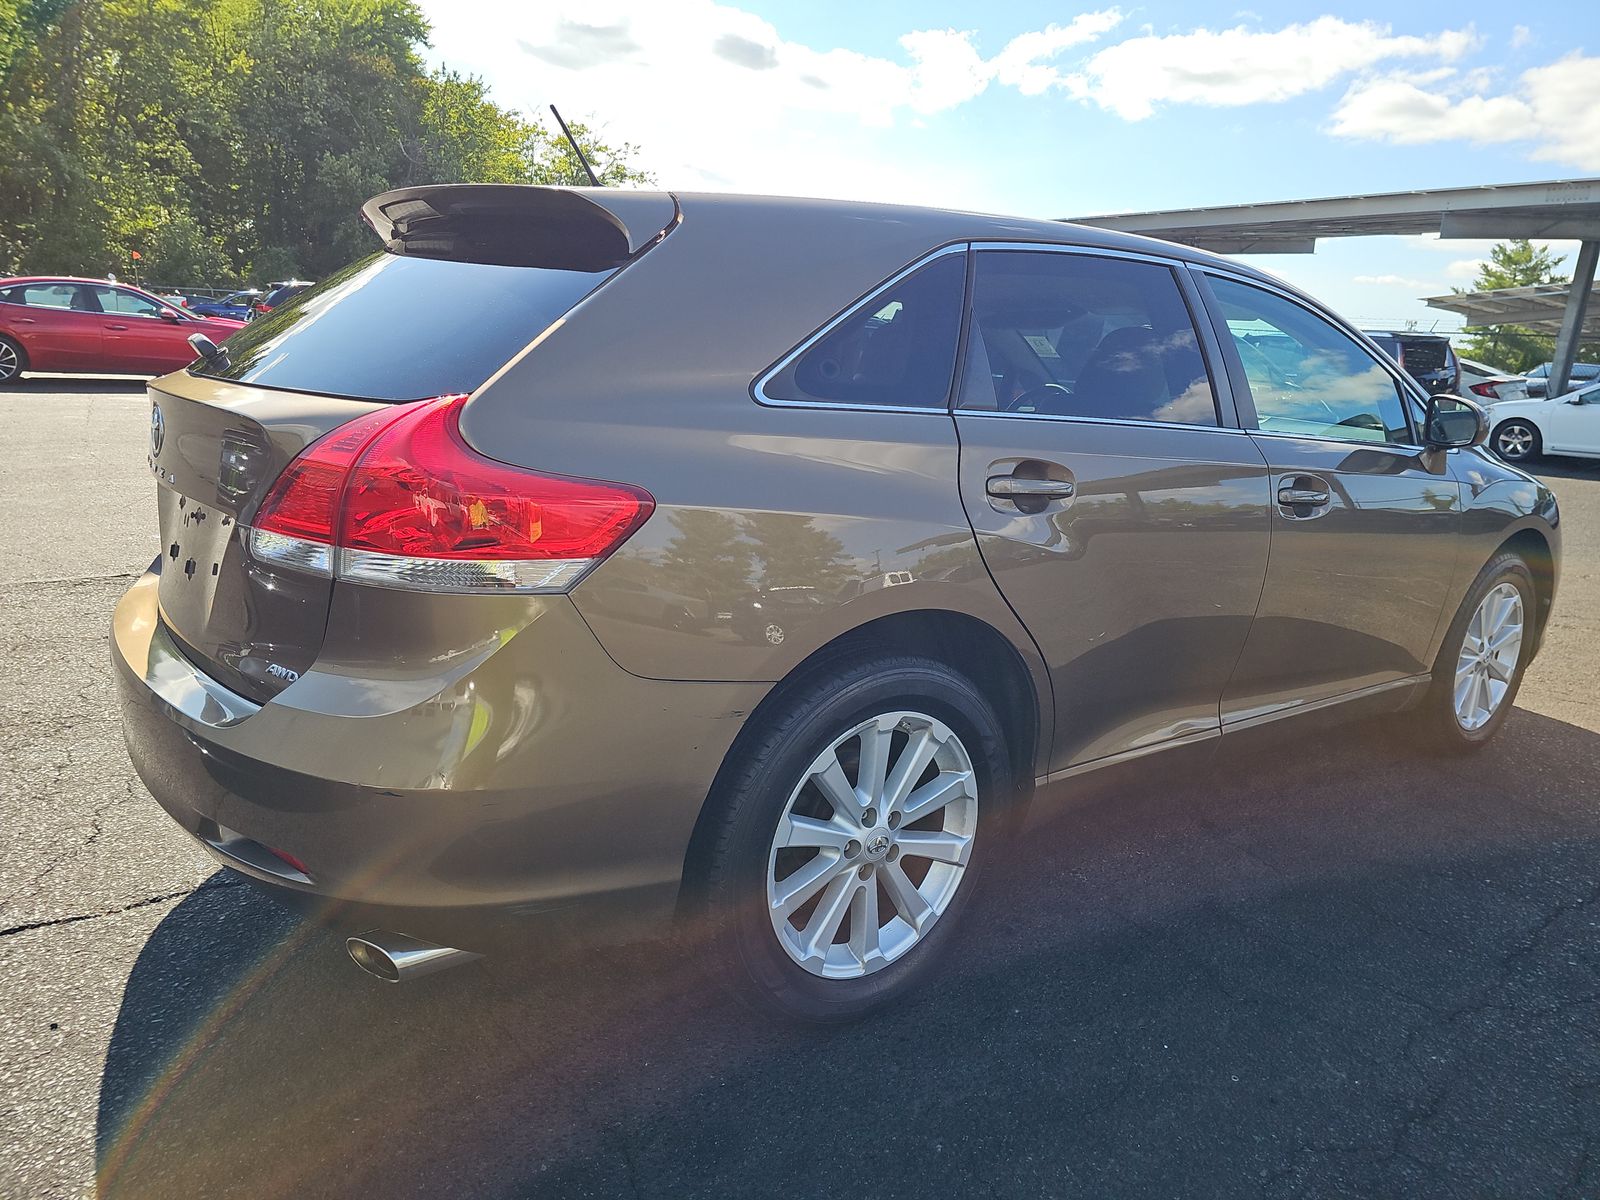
(1511, 25, 1532, 50)
(991, 12, 1126, 96)
(1329, 52, 1600, 169)
(1353, 274, 1437, 288)
(1446, 258, 1488, 281)
(1061, 17, 1479, 120)
(1327, 77, 1530, 145)
(420, 1, 1129, 204)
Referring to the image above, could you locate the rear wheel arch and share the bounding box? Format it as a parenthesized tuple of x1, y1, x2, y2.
(676, 608, 1041, 918)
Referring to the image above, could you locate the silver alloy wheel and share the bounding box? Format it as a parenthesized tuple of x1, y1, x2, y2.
(1454, 581, 1524, 731)
(0, 341, 18, 382)
(1495, 422, 1535, 460)
(766, 710, 978, 979)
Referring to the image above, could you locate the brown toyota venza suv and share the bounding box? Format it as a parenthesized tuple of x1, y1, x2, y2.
(115, 185, 1560, 1020)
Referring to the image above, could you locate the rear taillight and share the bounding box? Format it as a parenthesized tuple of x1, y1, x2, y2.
(1469, 382, 1497, 399)
(249, 395, 653, 593)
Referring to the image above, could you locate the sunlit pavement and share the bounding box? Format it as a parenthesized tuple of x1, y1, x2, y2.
(4, 381, 1599, 1199)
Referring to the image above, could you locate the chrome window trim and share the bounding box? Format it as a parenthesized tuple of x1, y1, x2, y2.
(1193, 264, 1431, 441)
(752, 242, 970, 412)
(1247, 427, 1427, 454)
(968, 239, 1198, 266)
(954, 239, 1232, 431)
(955, 408, 1251, 437)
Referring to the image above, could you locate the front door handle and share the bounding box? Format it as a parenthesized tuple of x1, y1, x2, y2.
(104, 323, 129, 331)
(986, 477, 1076, 500)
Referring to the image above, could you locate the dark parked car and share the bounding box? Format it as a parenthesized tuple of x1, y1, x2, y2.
(1364, 330, 1460, 394)
(249, 279, 314, 319)
(115, 186, 1559, 1021)
(188, 289, 262, 321)
(0, 276, 244, 383)
(1524, 360, 1600, 398)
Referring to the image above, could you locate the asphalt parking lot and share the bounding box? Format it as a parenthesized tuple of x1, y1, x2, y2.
(3, 378, 1600, 1199)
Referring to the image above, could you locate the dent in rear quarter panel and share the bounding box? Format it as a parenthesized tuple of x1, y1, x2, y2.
(457, 194, 1054, 774)
(1446, 448, 1561, 654)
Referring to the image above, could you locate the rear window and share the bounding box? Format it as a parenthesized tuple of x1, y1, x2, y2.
(192, 252, 609, 402)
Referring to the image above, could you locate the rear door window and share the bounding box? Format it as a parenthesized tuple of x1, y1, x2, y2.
(958, 250, 1219, 425)
(761, 251, 966, 409)
(191, 252, 612, 402)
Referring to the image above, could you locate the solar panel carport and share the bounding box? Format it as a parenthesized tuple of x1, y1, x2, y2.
(1073, 178, 1600, 396)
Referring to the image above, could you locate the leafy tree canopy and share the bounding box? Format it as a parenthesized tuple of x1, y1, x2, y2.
(1456, 239, 1598, 373)
(0, 0, 651, 285)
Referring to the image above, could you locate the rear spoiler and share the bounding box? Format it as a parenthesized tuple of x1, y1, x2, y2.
(360, 185, 678, 273)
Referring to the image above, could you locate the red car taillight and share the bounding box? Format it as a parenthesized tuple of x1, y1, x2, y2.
(1469, 382, 1498, 399)
(249, 395, 654, 593)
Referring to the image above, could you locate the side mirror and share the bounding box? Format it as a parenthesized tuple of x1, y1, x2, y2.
(1423, 393, 1488, 449)
(158, 308, 181, 323)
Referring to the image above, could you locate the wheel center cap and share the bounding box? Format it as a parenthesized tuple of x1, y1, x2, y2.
(865, 832, 892, 859)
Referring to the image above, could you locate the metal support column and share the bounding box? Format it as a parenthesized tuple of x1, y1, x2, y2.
(1550, 239, 1599, 396)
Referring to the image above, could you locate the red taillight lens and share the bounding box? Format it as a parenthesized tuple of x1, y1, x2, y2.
(254, 409, 403, 543)
(248, 395, 654, 593)
(1469, 382, 1497, 399)
(341, 395, 652, 561)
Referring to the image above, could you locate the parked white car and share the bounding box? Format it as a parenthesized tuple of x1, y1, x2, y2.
(1487, 378, 1600, 463)
(1458, 357, 1529, 404)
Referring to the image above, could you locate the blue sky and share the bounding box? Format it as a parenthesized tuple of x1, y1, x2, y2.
(419, 1, 1600, 343)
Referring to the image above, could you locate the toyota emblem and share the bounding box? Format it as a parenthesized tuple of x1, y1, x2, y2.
(150, 404, 164, 457)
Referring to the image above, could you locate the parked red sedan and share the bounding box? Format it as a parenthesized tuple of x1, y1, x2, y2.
(0, 276, 245, 385)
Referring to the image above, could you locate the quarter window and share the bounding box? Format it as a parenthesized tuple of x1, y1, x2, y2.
(957, 250, 1219, 426)
(12, 284, 80, 309)
(1207, 276, 1412, 444)
(762, 252, 966, 409)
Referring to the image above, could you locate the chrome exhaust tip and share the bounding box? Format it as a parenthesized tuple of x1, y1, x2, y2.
(346, 931, 482, 983)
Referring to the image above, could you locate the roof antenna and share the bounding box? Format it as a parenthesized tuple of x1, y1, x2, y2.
(549, 105, 601, 187)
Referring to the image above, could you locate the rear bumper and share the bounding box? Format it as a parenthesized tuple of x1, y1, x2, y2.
(113, 569, 768, 952)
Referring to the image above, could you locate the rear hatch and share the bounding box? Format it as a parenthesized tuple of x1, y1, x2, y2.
(148, 185, 677, 704)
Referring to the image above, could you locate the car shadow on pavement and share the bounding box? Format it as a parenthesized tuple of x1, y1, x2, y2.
(7, 376, 151, 394)
(96, 708, 1600, 1200)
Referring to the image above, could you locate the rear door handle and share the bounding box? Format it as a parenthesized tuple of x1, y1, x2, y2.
(1276, 474, 1333, 518)
(986, 477, 1076, 500)
(1277, 486, 1329, 506)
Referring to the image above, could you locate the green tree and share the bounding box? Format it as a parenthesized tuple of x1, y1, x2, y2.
(1455, 239, 1594, 373)
(0, 0, 651, 283)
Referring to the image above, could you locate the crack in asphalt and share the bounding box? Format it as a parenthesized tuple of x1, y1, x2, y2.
(0, 775, 139, 921)
(6, 570, 140, 588)
(0, 876, 243, 940)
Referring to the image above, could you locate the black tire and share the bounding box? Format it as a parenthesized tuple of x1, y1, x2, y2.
(1490, 418, 1541, 463)
(0, 335, 25, 387)
(1414, 551, 1536, 752)
(700, 654, 1012, 1023)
